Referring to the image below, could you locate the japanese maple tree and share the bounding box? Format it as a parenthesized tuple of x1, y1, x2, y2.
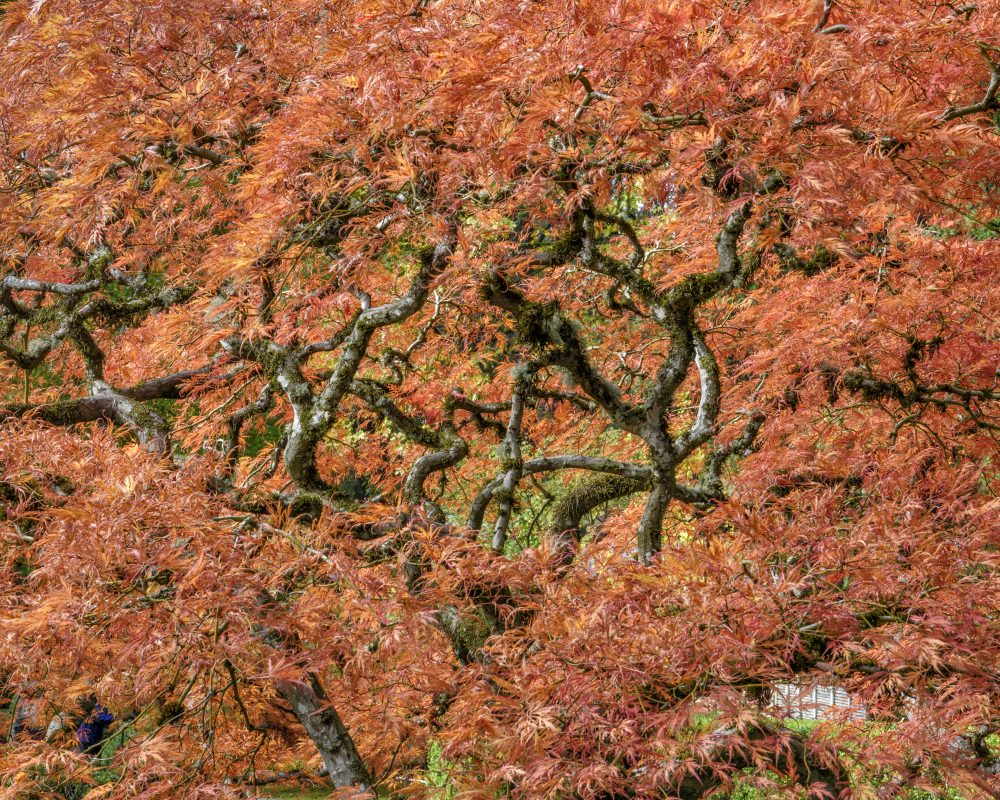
(1, 0, 999, 798)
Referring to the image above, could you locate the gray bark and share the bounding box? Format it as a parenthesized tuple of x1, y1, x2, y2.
(275, 675, 372, 791)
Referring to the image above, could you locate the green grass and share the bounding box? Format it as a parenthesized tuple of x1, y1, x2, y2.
(260, 788, 333, 800)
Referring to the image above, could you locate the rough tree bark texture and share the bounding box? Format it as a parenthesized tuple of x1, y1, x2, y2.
(276, 675, 372, 790)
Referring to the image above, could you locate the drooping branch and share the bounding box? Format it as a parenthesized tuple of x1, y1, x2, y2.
(0, 275, 102, 297)
(550, 473, 651, 561)
(0, 281, 196, 371)
(221, 385, 275, 479)
(0, 365, 224, 452)
(310, 235, 455, 425)
(350, 378, 469, 512)
(89, 380, 171, 453)
(826, 335, 1000, 436)
(295, 310, 361, 363)
(223, 232, 456, 510)
(0, 366, 215, 420)
(813, 0, 834, 32)
(678, 411, 766, 504)
(941, 44, 1000, 122)
(403, 433, 468, 513)
(482, 271, 647, 437)
(469, 455, 653, 534)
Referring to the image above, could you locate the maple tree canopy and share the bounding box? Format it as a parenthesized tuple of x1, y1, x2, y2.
(1, 1, 999, 798)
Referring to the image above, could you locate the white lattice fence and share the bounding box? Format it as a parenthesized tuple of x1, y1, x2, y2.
(774, 683, 867, 721)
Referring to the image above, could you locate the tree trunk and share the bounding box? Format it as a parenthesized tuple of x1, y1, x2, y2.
(637, 480, 671, 563)
(275, 674, 372, 790)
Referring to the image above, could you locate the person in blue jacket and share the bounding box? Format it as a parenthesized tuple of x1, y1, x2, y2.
(74, 697, 115, 756)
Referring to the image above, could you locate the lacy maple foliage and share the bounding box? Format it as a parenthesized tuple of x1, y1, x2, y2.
(1, 1, 999, 798)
